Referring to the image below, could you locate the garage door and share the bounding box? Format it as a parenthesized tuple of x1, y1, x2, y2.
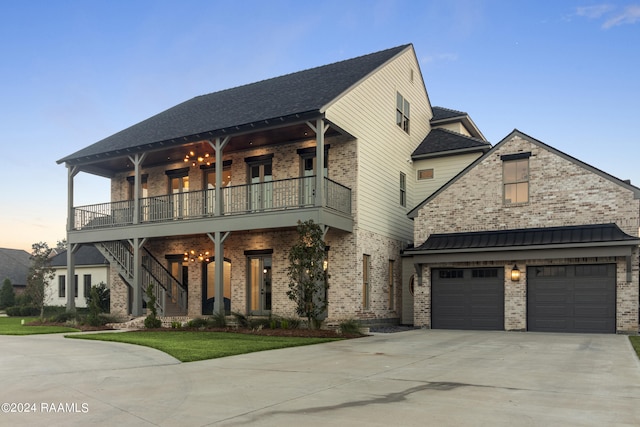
(527, 264, 616, 333)
(432, 268, 504, 330)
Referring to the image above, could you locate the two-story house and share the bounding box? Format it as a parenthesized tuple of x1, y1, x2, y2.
(47, 245, 110, 308)
(57, 44, 488, 326)
(403, 130, 640, 334)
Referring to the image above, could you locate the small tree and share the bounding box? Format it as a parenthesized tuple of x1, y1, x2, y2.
(85, 282, 110, 313)
(286, 220, 329, 329)
(0, 278, 15, 309)
(86, 286, 102, 326)
(56, 239, 68, 252)
(144, 283, 162, 328)
(25, 242, 55, 320)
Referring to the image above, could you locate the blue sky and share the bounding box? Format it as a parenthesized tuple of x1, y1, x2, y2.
(1, 0, 639, 251)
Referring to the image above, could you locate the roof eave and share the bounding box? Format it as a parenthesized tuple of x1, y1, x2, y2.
(412, 145, 490, 160)
(57, 110, 324, 166)
(405, 239, 640, 256)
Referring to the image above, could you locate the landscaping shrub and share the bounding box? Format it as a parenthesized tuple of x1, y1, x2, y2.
(6, 306, 39, 317)
(339, 318, 362, 335)
(186, 318, 210, 329)
(232, 312, 249, 328)
(86, 282, 110, 313)
(248, 317, 271, 330)
(48, 312, 79, 323)
(210, 311, 227, 327)
(86, 286, 103, 326)
(93, 313, 121, 326)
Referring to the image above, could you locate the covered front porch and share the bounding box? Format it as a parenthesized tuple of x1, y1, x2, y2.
(61, 116, 353, 317)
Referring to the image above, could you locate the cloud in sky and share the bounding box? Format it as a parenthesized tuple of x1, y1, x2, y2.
(602, 5, 640, 28)
(422, 53, 459, 64)
(576, 4, 614, 19)
(576, 3, 640, 28)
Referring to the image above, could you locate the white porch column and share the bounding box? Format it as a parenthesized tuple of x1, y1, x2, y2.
(207, 137, 230, 216)
(127, 153, 147, 224)
(208, 231, 230, 314)
(307, 119, 329, 207)
(131, 237, 146, 316)
(65, 244, 78, 312)
(65, 165, 79, 312)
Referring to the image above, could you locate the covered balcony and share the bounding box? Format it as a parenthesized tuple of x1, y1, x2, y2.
(71, 175, 352, 236)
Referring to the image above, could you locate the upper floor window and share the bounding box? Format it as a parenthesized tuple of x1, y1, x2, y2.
(417, 169, 434, 180)
(297, 146, 329, 178)
(502, 153, 530, 205)
(127, 174, 148, 200)
(400, 172, 406, 207)
(396, 92, 410, 133)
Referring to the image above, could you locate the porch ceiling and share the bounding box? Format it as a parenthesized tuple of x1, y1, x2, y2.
(69, 119, 343, 177)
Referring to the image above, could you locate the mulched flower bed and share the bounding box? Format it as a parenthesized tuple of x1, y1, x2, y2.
(27, 320, 365, 338)
(136, 326, 365, 339)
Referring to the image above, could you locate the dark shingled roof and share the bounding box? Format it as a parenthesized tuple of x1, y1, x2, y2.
(412, 128, 490, 158)
(409, 223, 638, 252)
(431, 106, 467, 122)
(58, 44, 411, 164)
(50, 246, 108, 267)
(0, 248, 31, 287)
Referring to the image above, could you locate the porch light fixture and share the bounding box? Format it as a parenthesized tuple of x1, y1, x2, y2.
(510, 264, 520, 282)
(184, 150, 213, 166)
(184, 250, 210, 262)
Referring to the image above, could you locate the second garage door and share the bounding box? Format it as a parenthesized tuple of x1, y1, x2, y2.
(527, 264, 616, 333)
(432, 267, 504, 330)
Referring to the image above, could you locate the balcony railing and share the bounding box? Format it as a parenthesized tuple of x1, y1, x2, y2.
(73, 176, 351, 230)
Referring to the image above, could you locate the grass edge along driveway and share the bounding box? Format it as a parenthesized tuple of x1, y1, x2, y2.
(66, 331, 343, 362)
(0, 317, 80, 335)
(629, 336, 640, 359)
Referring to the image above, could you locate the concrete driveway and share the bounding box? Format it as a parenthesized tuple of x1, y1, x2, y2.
(1, 329, 639, 426)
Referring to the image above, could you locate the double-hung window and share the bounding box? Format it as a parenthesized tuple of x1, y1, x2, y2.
(400, 172, 406, 207)
(396, 92, 410, 133)
(502, 153, 530, 205)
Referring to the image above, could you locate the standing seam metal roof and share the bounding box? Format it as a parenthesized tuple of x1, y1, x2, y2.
(407, 223, 639, 252)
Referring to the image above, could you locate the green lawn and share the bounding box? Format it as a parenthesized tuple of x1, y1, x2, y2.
(630, 337, 640, 359)
(66, 331, 342, 362)
(0, 317, 80, 335)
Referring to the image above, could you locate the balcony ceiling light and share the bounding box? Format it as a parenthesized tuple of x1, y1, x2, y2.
(184, 250, 211, 262)
(184, 150, 213, 166)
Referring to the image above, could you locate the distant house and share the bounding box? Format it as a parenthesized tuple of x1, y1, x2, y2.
(56, 44, 489, 325)
(0, 248, 31, 296)
(403, 130, 640, 334)
(47, 246, 110, 308)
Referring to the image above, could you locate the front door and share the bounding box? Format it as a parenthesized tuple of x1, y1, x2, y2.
(202, 259, 231, 314)
(248, 256, 272, 315)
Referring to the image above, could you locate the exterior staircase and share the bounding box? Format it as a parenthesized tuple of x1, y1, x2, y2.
(95, 241, 187, 316)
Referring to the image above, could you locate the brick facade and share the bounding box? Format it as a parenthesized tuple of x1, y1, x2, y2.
(411, 133, 640, 333)
(106, 133, 405, 325)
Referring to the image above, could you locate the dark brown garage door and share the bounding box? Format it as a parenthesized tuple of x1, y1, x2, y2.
(527, 264, 616, 333)
(432, 268, 504, 330)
